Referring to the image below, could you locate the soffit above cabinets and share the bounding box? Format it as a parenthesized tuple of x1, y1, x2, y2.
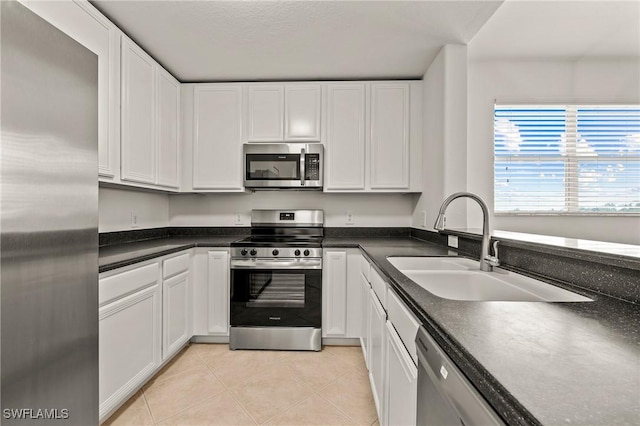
(89, 0, 503, 82)
(470, 0, 640, 60)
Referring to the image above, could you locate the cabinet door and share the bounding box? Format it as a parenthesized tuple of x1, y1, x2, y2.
(99, 283, 161, 420)
(21, 1, 120, 180)
(322, 250, 348, 337)
(207, 251, 229, 335)
(163, 271, 190, 360)
(193, 85, 243, 189)
(325, 84, 366, 190)
(121, 37, 156, 184)
(369, 288, 387, 419)
(247, 84, 284, 142)
(284, 84, 321, 141)
(156, 68, 180, 188)
(360, 272, 371, 369)
(384, 321, 417, 426)
(370, 83, 410, 189)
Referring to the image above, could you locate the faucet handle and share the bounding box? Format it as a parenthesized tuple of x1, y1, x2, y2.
(485, 240, 500, 267)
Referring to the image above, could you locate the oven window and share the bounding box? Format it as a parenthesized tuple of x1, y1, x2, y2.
(247, 272, 305, 308)
(246, 154, 300, 180)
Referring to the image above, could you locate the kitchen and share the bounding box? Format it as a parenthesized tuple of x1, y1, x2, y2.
(1, 1, 639, 425)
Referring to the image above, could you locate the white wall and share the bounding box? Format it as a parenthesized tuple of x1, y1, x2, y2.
(99, 187, 169, 232)
(467, 58, 640, 244)
(412, 44, 469, 230)
(170, 192, 413, 227)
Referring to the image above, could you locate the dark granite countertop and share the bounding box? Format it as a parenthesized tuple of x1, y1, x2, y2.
(99, 236, 242, 273)
(99, 235, 640, 425)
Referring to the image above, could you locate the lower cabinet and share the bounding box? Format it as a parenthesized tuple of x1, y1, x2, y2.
(384, 321, 418, 426)
(191, 248, 230, 337)
(360, 270, 371, 368)
(369, 288, 387, 420)
(162, 271, 190, 359)
(99, 264, 162, 421)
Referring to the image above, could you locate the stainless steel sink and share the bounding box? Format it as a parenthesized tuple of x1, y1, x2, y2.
(387, 257, 592, 302)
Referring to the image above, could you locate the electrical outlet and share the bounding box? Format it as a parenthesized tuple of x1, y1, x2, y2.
(448, 235, 459, 249)
(130, 212, 138, 228)
(345, 212, 354, 225)
(421, 211, 427, 228)
(234, 213, 243, 225)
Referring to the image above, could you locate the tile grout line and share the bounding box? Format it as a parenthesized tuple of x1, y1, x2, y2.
(197, 345, 260, 425)
(139, 390, 158, 426)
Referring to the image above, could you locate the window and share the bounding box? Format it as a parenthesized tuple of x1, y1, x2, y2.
(494, 105, 640, 215)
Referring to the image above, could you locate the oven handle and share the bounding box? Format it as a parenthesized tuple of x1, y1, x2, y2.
(300, 147, 306, 187)
(230, 258, 322, 270)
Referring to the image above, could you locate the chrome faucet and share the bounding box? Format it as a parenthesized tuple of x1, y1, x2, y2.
(434, 192, 500, 272)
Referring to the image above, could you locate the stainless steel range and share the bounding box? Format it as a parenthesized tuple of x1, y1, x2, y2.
(229, 210, 324, 351)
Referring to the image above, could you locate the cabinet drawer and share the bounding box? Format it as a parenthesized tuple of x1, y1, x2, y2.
(100, 263, 159, 306)
(388, 289, 420, 365)
(360, 256, 370, 282)
(163, 252, 190, 279)
(370, 267, 387, 309)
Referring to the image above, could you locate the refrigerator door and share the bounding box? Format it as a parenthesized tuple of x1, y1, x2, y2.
(1, 1, 98, 424)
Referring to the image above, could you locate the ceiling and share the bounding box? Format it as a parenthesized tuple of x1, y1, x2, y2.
(469, 0, 640, 60)
(90, 0, 503, 82)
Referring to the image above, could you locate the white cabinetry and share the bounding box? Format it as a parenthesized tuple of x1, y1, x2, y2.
(370, 83, 410, 190)
(384, 320, 417, 426)
(369, 288, 387, 420)
(323, 250, 347, 337)
(191, 248, 230, 338)
(156, 68, 181, 188)
(325, 84, 366, 190)
(121, 37, 156, 184)
(121, 36, 180, 189)
(285, 85, 321, 141)
(322, 249, 364, 339)
(99, 262, 161, 421)
(191, 85, 244, 190)
(162, 252, 191, 360)
(247, 83, 321, 142)
(207, 251, 230, 335)
(324, 81, 422, 193)
(248, 84, 284, 142)
(21, 0, 121, 181)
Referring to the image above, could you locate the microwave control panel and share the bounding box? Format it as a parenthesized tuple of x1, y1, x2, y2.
(305, 154, 320, 180)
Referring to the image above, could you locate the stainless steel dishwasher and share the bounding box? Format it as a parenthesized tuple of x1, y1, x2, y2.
(416, 327, 505, 426)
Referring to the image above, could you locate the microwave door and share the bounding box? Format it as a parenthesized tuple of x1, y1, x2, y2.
(245, 153, 302, 187)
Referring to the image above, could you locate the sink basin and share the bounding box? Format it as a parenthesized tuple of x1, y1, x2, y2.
(388, 257, 592, 302)
(387, 257, 479, 271)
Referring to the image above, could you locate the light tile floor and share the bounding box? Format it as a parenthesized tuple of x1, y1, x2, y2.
(104, 344, 379, 426)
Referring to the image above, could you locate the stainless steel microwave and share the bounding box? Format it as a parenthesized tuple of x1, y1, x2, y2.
(243, 143, 323, 190)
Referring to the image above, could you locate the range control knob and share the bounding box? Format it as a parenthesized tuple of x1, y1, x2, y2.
(294, 249, 301, 256)
(272, 249, 279, 256)
(250, 249, 257, 256)
(240, 249, 248, 256)
(304, 249, 310, 257)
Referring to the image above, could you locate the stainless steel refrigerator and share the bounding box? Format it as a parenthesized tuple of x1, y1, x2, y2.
(1, 1, 99, 424)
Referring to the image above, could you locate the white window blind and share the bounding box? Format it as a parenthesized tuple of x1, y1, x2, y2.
(494, 105, 640, 214)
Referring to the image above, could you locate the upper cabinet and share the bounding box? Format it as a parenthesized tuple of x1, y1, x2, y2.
(121, 36, 180, 189)
(191, 84, 244, 191)
(247, 83, 321, 142)
(21, 0, 121, 181)
(284, 85, 322, 141)
(156, 69, 181, 188)
(121, 37, 156, 185)
(324, 81, 422, 193)
(247, 85, 284, 142)
(325, 84, 366, 190)
(370, 83, 410, 190)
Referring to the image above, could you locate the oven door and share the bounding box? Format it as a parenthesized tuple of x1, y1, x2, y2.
(230, 259, 322, 328)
